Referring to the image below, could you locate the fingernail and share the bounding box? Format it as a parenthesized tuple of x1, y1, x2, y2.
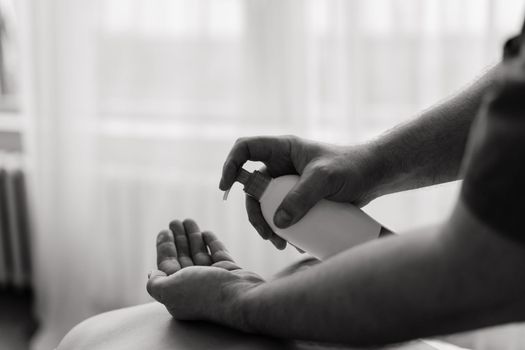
(274, 209, 292, 228)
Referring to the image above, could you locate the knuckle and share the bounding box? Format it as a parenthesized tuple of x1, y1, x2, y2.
(259, 229, 271, 240)
(312, 162, 336, 181)
(249, 217, 270, 238)
(247, 214, 258, 228)
(246, 198, 256, 210)
(157, 244, 174, 257)
(247, 206, 262, 221)
(212, 250, 232, 262)
(234, 137, 248, 145)
(223, 161, 237, 174)
(285, 134, 299, 144)
(245, 195, 260, 208)
(312, 163, 329, 176)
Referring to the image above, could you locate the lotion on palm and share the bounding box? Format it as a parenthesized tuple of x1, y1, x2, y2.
(225, 168, 387, 260)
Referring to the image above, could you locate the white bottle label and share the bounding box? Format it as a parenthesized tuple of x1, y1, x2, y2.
(260, 175, 382, 260)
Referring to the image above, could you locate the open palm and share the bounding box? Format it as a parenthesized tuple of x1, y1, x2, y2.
(147, 219, 264, 328)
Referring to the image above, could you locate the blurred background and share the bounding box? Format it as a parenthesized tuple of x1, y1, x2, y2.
(0, 0, 524, 349)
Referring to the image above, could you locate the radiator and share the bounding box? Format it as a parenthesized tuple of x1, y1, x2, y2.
(0, 153, 32, 290)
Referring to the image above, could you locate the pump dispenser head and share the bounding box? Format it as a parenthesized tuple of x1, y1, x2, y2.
(222, 168, 271, 201)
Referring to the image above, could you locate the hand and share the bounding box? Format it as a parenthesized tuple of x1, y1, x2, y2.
(219, 135, 381, 249)
(147, 219, 264, 330)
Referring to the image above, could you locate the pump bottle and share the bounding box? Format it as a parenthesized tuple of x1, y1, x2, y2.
(225, 168, 389, 260)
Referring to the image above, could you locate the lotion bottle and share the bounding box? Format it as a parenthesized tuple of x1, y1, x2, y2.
(225, 168, 390, 260)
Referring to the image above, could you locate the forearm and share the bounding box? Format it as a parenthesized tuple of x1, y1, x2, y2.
(368, 64, 500, 197)
(240, 200, 525, 346)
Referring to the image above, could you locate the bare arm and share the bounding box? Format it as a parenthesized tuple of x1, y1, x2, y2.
(219, 66, 500, 241)
(240, 199, 525, 346)
(145, 200, 525, 346)
(369, 65, 499, 197)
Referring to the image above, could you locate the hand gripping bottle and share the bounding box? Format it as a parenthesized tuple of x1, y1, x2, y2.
(225, 168, 388, 260)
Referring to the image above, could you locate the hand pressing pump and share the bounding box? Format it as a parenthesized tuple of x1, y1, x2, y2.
(224, 168, 385, 260)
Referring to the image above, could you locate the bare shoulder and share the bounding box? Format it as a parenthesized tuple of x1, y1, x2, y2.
(55, 302, 462, 350)
(56, 303, 172, 350)
(56, 302, 289, 350)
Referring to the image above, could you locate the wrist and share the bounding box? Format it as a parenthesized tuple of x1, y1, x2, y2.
(353, 140, 393, 201)
(235, 282, 265, 334)
(362, 137, 405, 199)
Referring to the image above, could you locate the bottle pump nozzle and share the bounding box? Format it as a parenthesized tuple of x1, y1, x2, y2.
(222, 168, 271, 201)
(235, 168, 252, 185)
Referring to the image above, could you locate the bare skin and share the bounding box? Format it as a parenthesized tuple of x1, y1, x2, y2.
(56, 304, 440, 350)
(148, 219, 266, 326)
(148, 202, 525, 347)
(56, 217, 488, 350)
(144, 64, 525, 346)
(57, 63, 518, 349)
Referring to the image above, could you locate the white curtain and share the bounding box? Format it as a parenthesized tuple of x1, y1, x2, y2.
(23, 1, 525, 349)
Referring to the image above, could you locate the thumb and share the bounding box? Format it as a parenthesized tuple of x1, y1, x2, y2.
(273, 169, 328, 228)
(147, 269, 168, 302)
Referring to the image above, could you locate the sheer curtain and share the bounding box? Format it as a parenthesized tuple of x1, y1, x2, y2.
(25, 1, 525, 349)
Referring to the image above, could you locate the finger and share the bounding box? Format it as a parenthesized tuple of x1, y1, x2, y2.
(220, 136, 289, 191)
(183, 219, 212, 266)
(156, 230, 182, 275)
(212, 260, 241, 271)
(273, 168, 328, 228)
(202, 231, 235, 263)
(248, 168, 287, 251)
(147, 269, 168, 302)
(169, 220, 194, 267)
(269, 234, 287, 250)
(246, 195, 275, 240)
